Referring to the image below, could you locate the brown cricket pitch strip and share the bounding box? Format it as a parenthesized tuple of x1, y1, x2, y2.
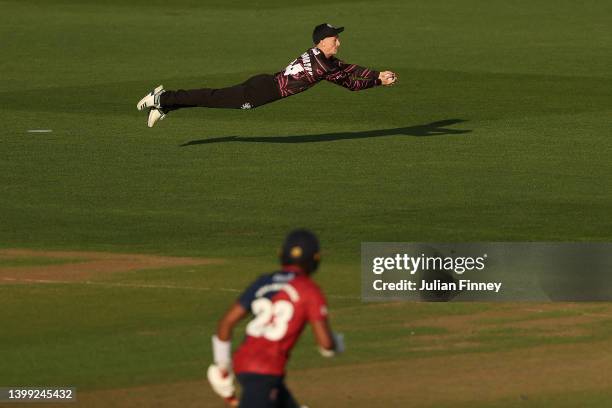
(0, 248, 224, 283)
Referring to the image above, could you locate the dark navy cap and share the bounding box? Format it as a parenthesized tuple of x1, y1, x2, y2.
(280, 229, 321, 273)
(312, 23, 344, 44)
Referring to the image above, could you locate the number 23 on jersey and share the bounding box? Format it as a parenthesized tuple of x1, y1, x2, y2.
(246, 298, 295, 341)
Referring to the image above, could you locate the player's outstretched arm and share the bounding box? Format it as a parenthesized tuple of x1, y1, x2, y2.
(327, 62, 397, 90)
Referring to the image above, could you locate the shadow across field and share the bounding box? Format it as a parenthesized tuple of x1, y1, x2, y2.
(180, 119, 471, 146)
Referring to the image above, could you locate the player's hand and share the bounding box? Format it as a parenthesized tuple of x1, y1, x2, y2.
(207, 364, 238, 406)
(318, 332, 345, 357)
(379, 71, 397, 86)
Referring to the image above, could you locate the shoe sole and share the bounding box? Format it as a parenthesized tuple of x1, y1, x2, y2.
(147, 108, 166, 128)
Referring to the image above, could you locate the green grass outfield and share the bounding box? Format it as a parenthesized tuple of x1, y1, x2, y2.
(1, 0, 611, 406)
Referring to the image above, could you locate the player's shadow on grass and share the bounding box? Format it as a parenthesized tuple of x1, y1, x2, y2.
(181, 119, 470, 146)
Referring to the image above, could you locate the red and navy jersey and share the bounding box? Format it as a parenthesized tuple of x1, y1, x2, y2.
(232, 268, 328, 376)
(273, 47, 381, 98)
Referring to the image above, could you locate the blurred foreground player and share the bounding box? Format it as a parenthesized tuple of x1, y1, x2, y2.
(207, 229, 344, 407)
(137, 23, 396, 127)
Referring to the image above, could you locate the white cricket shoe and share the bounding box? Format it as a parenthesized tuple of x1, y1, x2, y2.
(147, 108, 166, 128)
(137, 85, 164, 111)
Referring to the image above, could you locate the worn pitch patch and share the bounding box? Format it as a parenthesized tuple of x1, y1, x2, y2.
(0, 248, 224, 282)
